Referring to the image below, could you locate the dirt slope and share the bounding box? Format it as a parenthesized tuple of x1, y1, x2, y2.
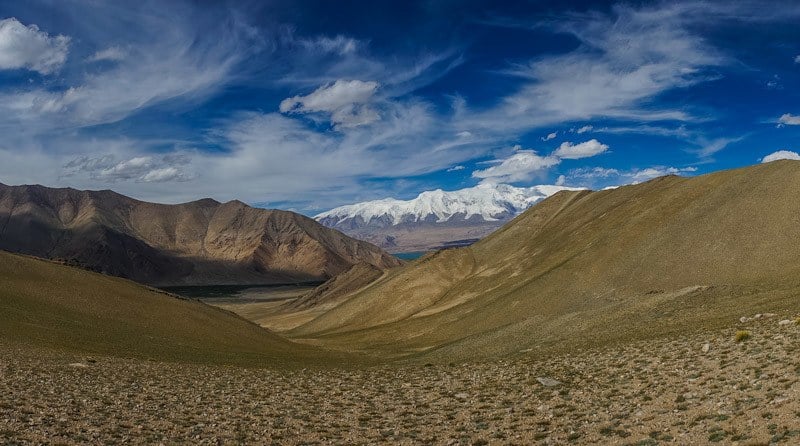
(0, 250, 345, 366)
(0, 184, 400, 285)
(283, 262, 385, 312)
(288, 160, 800, 360)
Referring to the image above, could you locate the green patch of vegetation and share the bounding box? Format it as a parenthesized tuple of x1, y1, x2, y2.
(735, 330, 751, 343)
(708, 426, 730, 443)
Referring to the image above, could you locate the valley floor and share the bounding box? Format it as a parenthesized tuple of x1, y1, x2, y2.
(2, 314, 799, 445)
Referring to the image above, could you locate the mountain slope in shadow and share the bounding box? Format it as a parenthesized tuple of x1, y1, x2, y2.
(0, 184, 401, 286)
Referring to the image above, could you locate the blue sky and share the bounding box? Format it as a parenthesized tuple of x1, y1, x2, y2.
(0, 0, 798, 214)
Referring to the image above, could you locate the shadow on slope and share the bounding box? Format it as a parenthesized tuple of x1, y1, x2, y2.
(0, 251, 360, 367)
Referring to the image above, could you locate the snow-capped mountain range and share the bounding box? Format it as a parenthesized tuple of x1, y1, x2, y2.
(314, 184, 580, 248)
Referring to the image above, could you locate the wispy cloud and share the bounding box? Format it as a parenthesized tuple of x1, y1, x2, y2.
(1, 0, 798, 211)
(692, 136, 744, 158)
(0, 3, 263, 133)
(462, 2, 726, 135)
(86, 45, 126, 62)
(567, 165, 698, 187)
(63, 153, 193, 183)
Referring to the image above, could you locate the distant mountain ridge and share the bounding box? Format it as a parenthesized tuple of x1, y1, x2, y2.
(0, 183, 400, 286)
(315, 183, 584, 252)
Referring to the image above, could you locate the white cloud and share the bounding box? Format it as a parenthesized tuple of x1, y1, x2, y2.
(778, 113, 800, 126)
(542, 132, 557, 141)
(629, 166, 697, 181)
(280, 79, 380, 128)
(555, 174, 566, 186)
(762, 150, 800, 163)
(795, 55, 800, 64)
(575, 125, 593, 134)
(472, 146, 560, 184)
(87, 46, 126, 62)
(447, 165, 465, 172)
(467, 138, 610, 186)
(63, 154, 192, 183)
(552, 139, 609, 159)
(0, 18, 70, 74)
(568, 165, 697, 185)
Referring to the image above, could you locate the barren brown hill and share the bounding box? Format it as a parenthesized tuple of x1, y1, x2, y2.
(0, 250, 346, 366)
(0, 183, 400, 286)
(283, 262, 385, 312)
(287, 160, 800, 360)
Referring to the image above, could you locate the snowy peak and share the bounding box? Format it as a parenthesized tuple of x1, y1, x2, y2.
(315, 183, 584, 229)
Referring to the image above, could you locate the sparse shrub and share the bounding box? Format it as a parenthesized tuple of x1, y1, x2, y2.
(794, 317, 800, 326)
(735, 330, 751, 342)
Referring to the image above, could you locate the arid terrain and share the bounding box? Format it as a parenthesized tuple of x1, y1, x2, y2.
(0, 183, 400, 285)
(3, 314, 799, 445)
(5, 162, 800, 445)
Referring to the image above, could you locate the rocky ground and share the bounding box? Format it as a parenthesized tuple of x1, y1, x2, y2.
(2, 313, 799, 445)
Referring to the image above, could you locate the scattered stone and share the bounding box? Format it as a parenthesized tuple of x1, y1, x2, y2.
(778, 319, 793, 326)
(3, 317, 799, 445)
(739, 316, 751, 323)
(701, 343, 711, 354)
(536, 377, 561, 387)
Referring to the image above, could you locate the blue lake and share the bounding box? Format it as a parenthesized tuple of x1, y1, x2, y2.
(394, 251, 427, 261)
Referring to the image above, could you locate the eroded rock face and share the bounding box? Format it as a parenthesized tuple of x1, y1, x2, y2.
(0, 184, 401, 285)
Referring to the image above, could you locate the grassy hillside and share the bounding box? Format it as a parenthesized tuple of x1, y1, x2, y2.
(288, 161, 800, 360)
(0, 250, 348, 366)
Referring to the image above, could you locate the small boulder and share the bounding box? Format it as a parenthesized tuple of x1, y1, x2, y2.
(778, 319, 793, 326)
(701, 343, 711, 354)
(536, 377, 562, 387)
